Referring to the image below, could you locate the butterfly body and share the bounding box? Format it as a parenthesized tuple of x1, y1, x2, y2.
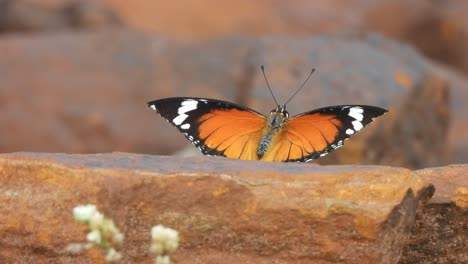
(258, 107, 288, 158)
(148, 97, 387, 162)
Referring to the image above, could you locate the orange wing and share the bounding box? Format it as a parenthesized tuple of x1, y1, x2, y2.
(260, 105, 387, 162)
(148, 97, 266, 160)
(197, 108, 266, 159)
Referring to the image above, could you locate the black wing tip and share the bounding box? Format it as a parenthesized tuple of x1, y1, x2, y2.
(147, 98, 164, 106)
(375, 107, 389, 117)
(374, 106, 388, 114)
(358, 105, 388, 117)
(147, 101, 156, 109)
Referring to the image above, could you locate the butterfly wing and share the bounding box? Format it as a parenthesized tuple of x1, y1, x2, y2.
(148, 97, 267, 160)
(262, 105, 387, 162)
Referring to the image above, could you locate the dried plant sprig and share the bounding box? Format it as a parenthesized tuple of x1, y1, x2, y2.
(149, 225, 179, 264)
(70, 204, 124, 262)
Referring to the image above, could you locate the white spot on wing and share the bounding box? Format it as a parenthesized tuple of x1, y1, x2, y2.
(173, 114, 188, 125)
(352, 120, 363, 131)
(149, 105, 156, 110)
(179, 100, 198, 113)
(173, 100, 198, 125)
(181, 123, 190, 129)
(346, 128, 354, 135)
(349, 107, 364, 121)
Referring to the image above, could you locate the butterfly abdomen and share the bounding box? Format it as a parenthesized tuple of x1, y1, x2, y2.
(258, 133, 273, 158)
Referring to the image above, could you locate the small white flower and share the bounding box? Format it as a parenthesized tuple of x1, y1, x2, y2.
(113, 232, 125, 246)
(88, 211, 105, 230)
(155, 255, 171, 264)
(86, 230, 102, 244)
(150, 225, 179, 256)
(104, 248, 122, 262)
(70, 204, 125, 262)
(149, 243, 164, 255)
(151, 225, 179, 243)
(165, 240, 178, 253)
(151, 225, 164, 239)
(73, 205, 97, 223)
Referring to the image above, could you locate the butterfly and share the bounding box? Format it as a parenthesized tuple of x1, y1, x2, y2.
(148, 66, 387, 162)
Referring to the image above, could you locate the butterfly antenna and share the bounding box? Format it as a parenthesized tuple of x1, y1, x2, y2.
(283, 68, 316, 107)
(261, 65, 280, 107)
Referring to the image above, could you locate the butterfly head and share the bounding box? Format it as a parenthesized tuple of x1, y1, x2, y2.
(270, 105, 289, 117)
(268, 105, 289, 130)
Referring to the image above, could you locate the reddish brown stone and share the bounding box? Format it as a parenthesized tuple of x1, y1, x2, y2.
(364, 0, 468, 74)
(0, 153, 433, 263)
(399, 165, 468, 264)
(104, 0, 468, 74)
(415, 165, 468, 206)
(431, 64, 468, 164)
(0, 31, 256, 155)
(0, 0, 121, 33)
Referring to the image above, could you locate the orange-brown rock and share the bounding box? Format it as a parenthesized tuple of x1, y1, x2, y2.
(399, 165, 468, 264)
(0, 30, 452, 168)
(0, 30, 255, 156)
(364, 0, 468, 74)
(432, 64, 468, 165)
(416, 165, 468, 207)
(0, 0, 121, 33)
(0, 152, 433, 263)
(103, 0, 468, 74)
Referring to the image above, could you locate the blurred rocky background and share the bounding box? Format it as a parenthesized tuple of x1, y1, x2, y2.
(1, 0, 467, 168)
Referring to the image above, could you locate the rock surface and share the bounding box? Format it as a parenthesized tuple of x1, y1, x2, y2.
(432, 64, 468, 164)
(0, 0, 122, 33)
(0, 30, 452, 168)
(0, 152, 434, 263)
(3, 1, 467, 75)
(399, 165, 468, 264)
(104, 0, 468, 74)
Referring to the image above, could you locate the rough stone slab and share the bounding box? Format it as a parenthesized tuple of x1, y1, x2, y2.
(399, 165, 468, 264)
(0, 153, 433, 263)
(416, 165, 468, 207)
(0, 0, 121, 33)
(0, 30, 254, 155)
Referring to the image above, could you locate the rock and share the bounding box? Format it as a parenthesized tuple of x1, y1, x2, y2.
(0, 152, 434, 263)
(0, 0, 121, 33)
(415, 165, 468, 207)
(105, 0, 468, 74)
(101, 0, 371, 40)
(430, 63, 468, 165)
(399, 165, 468, 264)
(364, 0, 468, 75)
(0, 30, 254, 155)
(0, 30, 453, 168)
